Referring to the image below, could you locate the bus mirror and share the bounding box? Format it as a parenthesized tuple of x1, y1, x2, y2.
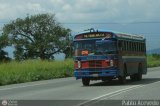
(75, 50, 78, 56)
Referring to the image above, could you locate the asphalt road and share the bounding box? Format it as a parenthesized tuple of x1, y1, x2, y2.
(0, 67, 160, 106)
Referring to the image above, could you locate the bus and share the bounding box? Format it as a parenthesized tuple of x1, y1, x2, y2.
(73, 29, 147, 86)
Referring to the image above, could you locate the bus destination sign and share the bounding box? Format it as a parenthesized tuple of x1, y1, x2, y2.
(83, 33, 112, 39)
(74, 33, 113, 39)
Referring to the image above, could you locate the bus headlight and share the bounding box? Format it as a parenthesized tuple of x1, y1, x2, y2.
(78, 61, 81, 68)
(110, 60, 114, 66)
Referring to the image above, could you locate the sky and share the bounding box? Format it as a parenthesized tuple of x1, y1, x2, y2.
(0, 0, 160, 58)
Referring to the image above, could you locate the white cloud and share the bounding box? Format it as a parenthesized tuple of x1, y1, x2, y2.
(0, 3, 10, 19)
(0, 0, 160, 23)
(0, 0, 160, 49)
(62, 4, 71, 11)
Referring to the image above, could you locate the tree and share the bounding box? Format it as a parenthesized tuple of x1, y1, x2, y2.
(152, 53, 160, 60)
(0, 34, 11, 62)
(63, 35, 74, 59)
(2, 13, 71, 60)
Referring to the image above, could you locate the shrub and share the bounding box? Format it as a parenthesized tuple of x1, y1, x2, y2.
(0, 59, 74, 85)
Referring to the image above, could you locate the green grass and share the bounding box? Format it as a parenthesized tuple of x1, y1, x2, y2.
(0, 59, 74, 85)
(147, 54, 160, 68)
(0, 54, 160, 86)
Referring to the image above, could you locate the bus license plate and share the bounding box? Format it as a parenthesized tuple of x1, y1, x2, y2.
(92, 74, 98, 77)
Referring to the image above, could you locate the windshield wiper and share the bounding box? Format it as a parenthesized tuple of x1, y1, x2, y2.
(104, 50, 116, 54)
(96, 50, 106, 56)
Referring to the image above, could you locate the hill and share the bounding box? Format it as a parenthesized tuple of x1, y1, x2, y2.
(147, 48, 160, 54)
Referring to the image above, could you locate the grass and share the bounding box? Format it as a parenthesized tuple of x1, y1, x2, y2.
(147, 54, 160, 68)
(0, 59, 74, 85)
(0, 54, 160, 86)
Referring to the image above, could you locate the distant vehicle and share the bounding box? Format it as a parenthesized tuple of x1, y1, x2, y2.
(73, 28, 147, 86)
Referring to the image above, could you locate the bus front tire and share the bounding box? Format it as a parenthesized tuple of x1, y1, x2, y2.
(82, 78, 90, 86)
(118, 75, 126, 84)
(130, 74, 137, 81)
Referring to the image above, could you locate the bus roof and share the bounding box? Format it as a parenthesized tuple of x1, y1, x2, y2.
(115, 32, 145, 40)
(74, 29, 145, 41)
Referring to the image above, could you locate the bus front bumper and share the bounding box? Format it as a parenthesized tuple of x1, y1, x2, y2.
(74, 69, 119, 79)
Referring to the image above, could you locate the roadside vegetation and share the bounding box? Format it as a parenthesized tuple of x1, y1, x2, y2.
(0, 13, 74, 86)
(0, 54, 160, 86)
(0, 54, 160, 85)
(147, 54, 160, 67)
(0, 59, 73, 85)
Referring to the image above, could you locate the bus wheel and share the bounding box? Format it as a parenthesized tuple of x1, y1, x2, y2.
(130, 74, 137, 81)
(108, 78, 112, 82)
(119, 65, 127, 84)
(119, 75, 126, 84)
(137, 64, 142, 81)
(82, 78, 90, 86)
(102, 79, 107, 82)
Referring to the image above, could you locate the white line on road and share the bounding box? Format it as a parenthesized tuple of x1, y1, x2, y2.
(0, 78, 75, 91)
(0, 80, 70, 91)
(0, 83, 49, 91)
(77, 80, 160, 106)
(91, 85, 142, 101)
(77, 85, 143, 106)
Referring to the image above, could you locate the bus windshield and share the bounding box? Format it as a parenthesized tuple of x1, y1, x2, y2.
(96, 40, 117, 54)
(74, 40, 95, 55)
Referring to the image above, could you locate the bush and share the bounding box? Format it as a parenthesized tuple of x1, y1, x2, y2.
(147, 54, 160, 67)
(152, 54, 160, 60)
(0, 59, 74, 86)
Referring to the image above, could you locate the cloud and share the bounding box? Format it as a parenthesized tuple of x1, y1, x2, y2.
(48, 0, 160, 24)
(0, 0, 160, 49)
(0, 0, 160, 23)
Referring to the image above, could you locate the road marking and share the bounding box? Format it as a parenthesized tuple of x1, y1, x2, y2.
(0, 78, 76, 91)
(0, 80, 73, 91)
(77, 85, 142, 106)
(88, 85, 145, 105)
(0, 83, 49, 91)
(91, 85, 142, 101)
(77, 80, 160, 106)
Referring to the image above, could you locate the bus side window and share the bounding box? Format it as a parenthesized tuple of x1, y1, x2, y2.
(132, 42, 134, 52)
(136, 42, 138, 52)
(129, 42, 131, 51)
(125, 41, 127, 51)
(140, 43, 142, 52)
(128, 41, 130, 51)
(134, 42, 136, 52)
(118, 40, 123, 51)
(138, 43, 140, 52)
(126, 41, 129, 51)
(131, 42, 133, 52)
(137, 43, 139, 52)
(144, 43, 146, 52)
(142, 43, 144, 52)
(124, 41, 126, 51)
(143, 43, 145, 52)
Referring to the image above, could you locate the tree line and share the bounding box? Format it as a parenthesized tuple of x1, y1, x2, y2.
(0, 13, 73, 62)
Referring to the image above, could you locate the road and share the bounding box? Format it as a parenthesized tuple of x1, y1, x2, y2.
(0, 67, 160, 106)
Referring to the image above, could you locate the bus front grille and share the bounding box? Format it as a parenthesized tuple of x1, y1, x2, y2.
(89, 61, 102, 68)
